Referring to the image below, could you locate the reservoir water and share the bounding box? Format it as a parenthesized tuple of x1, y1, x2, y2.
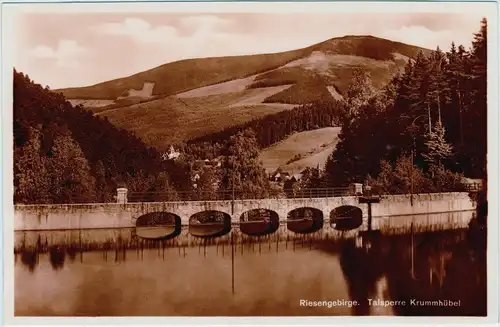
(14, 211, 486, 316)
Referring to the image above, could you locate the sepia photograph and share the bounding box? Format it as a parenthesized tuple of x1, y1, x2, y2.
(2, 1, 498, 323)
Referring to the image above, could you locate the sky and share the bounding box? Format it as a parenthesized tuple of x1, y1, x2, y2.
(12, 5, 491, 89)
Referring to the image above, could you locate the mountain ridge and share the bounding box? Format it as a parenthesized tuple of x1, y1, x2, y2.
(46, 35, 434, 151)
(54, 35, 432, 100)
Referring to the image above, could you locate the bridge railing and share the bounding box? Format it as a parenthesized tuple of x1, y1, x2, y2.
(464, 182, 482, 192)
(127, 187, 353, 203)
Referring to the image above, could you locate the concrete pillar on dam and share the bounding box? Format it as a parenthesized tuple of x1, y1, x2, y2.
(116, 188, 128, 204)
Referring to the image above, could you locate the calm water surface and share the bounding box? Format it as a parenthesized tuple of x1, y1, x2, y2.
(14, 212, 486, 316)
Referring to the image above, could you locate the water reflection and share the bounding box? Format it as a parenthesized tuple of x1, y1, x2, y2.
(67, 247, 77, 262)
(287, 207, 324, 233)
(331, 206, 363, 230)
(240, 209, 279, 236)
(135, 212, 181, 240)
(189, 210, 231, 237)
(14, 212, 486, 316)
(20, 250, 38, 272)
(49, 246, 66, 270)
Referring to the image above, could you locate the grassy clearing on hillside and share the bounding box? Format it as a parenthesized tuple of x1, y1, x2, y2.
(57, 50, 308, 100)
(99, 90, 296, 149)
(259, 127, 341, 173)
(176, 75, 256, 98)
(328, 63, 402, 94)
(261, 62, 403, 104)
(284, 143, 337, 174)
(326, 86, 344, 101)
(246, 67, 320, 89)
(263, 77, 334, 104)
(68, 99, 115, 108)
(228, 85, 294, 107)
(283, 51, 334, 73)
(89, 96, 165, 114)
(252, 53, 406, 104)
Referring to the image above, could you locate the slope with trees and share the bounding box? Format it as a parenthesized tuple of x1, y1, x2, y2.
(13, 71, 181, 204)
(183, 99, 345, 161)
(322, 19, 487, 192)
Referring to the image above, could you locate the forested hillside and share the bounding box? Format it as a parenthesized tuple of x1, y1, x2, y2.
(13, 71, 183, 204)
(323, 18, 487, 192)
(64, 35, 428, 150)
(184, 18, 487, 196)
(183, 100, 345, 160)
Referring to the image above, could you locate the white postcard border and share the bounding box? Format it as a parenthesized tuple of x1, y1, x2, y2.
(2, 1, 499, 325)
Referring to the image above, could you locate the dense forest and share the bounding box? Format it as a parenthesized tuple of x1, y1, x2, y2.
(13, 19, 487, 203)
(183, 100, 345, 161)
(13, 70, 275, 203)
(13, 71, 186, 203)
(323, 18, 487, 192)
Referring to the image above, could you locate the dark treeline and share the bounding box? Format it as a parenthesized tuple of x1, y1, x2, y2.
(13, 70, 185, 204)
(183, 100, 345, 160)
(324, 18, 487, 192)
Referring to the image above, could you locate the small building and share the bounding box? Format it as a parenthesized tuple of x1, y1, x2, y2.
(270, 171, 292, 182)
(203, 159, 222, 168)
(163, 145, 180, 161)
(191, 173, 201, 189)
(191, 173, 201, 182)
(290, 173, 303, 182)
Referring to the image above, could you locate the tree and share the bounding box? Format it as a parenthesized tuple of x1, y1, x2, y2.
(466, 17, 487, 178)
(222, 129, 270, 199)
(345, 68, 376, 119)
(124, 170, 156, 201)
(366, 155, 432, 195)
(151, 172, 179, 202)
(445, 42, 469, 146)
(47, 133, 96, 203)
(300, 166, 322, 187)
(406, 51, 434, 134)
(471, 18, 487, 91)
(428, 164, 467, 192)
(14, 128, 51, 203)
(93, 160, 109, 203)
(428, 47, 451, 122)
(195, 167, 221, 200)
(422, 120, 453, 168)
(323, 85, 397, 187)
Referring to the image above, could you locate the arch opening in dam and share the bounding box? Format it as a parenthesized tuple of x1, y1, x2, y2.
(135, 212, 181, 240)
(287, 207, 324, 233)
(330, 206, 363, 231)
(189, 210, 231, 238)
(240, 209, 279, 236)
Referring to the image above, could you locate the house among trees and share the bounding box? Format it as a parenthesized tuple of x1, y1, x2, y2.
(204, 159, 222, 167)
(270, 171, 281, 182)
(270, 171, 291, 182)
(269, 169, 305, 183)
(163, 145, 180, 161)
(191, 173, 201, 189)
(290, 173, 303, 182)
